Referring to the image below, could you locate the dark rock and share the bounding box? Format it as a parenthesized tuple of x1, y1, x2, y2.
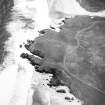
(20, 53, 43, 66)
(56, 89, 66, 93)
(0, 0, 14, 64)
(76, 0, 105, 12)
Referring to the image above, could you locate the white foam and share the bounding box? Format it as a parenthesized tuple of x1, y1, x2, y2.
(0, 0, 86, 105)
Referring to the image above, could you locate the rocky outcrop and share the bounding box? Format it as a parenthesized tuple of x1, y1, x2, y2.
(21, 16, 105, 105)
(76, 0, 105, 12)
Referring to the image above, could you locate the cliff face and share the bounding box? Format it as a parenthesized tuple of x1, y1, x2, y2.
(21, 16, 105, 105)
